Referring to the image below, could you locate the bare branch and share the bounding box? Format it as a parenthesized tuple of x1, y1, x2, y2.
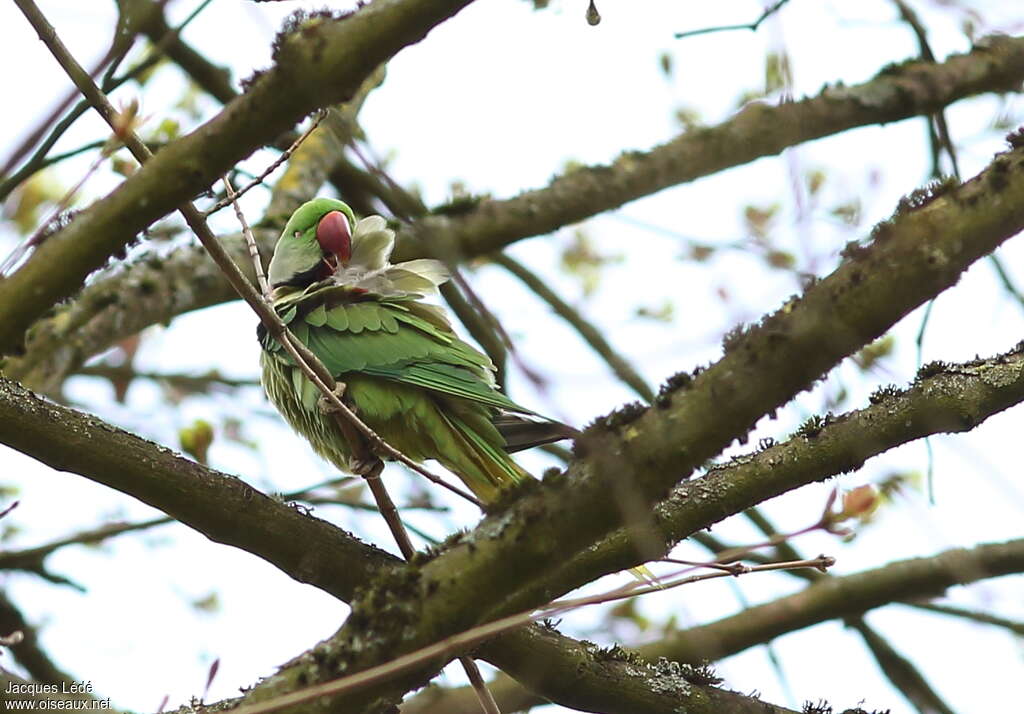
(648, 538, 1024, 664)
(0, 377, 399, 601)
(0, 0, 480, 355)
(494, 253, 654, 402)
(675, 0, 791, 40)
(394, 36, 1024, 263)
(847, 619, 957, 714)
(10, 37, 1024, 389)
(0, 517, 170, 577)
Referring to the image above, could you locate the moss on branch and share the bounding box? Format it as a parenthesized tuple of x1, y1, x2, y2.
(10, 36, 1024, 391)
(234, 138, 1024, 712)
(647, 538, 1024, 663)
(0, 0, 476, 355)
(395, 35, 1024, 262)
(0, 377, 399, 601)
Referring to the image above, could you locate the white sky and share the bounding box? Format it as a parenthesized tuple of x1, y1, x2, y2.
(1, 1, 1023, 712)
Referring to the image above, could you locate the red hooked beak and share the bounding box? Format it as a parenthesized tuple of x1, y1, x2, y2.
(315, 211, 352, 270)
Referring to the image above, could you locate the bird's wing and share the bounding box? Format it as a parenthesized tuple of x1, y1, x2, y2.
(264, 293, 536, 417)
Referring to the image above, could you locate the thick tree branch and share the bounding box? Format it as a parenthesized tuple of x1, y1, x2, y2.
(0, 377, 802, 714)
(408, 538, 1024, 714)
(230, 135, 1024, 710)
(419, 342, 1024, 712)
(473, 626, 806, 714)
(393, 35, 1024, 262)
(0, 377, 399, 602)
(646, 538, 1024, 664)
(6, 60, 1024, 709)
(0, 0, 477, 355)
(5, 69, 383, 395)
(8, 36, 1024, 388)
(4, 339, 1022, 713)
(529, 344, 1024, 608)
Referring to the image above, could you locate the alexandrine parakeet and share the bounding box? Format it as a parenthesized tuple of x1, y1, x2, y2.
(258, 198, 575, 502)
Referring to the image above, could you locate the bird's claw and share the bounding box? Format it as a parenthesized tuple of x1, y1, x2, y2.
(317, 382, 349, 414)
(350, 456, 382, 477)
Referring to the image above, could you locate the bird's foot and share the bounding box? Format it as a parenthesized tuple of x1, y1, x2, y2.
(350, 456, 383, 478)
(317, 381, 349, 415)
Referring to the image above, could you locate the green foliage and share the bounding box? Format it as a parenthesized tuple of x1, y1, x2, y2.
(854, 336, 895, 371)
(179, 419, 214, 465)
(560, 229, 622, 297)
(635, 300, 674, 322)
(3, 171, 64, 235)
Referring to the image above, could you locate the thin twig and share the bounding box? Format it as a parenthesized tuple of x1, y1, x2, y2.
(988, 253, 1024, 314)
(1, 149, 110, 276)
(76, 364, 260, 391)
(439, 282, 508, 389)
(224, 179, 498, 714)
(223, 175, 270, 297)
(222, 554, 835, 714)
(0, 0, 212, 203)
(449, 267, 550, 393)
(0, 517, 171, 573)
(494, 253, 655, 402)
(206, 110, 328, 217)
(904, 600, 1024, 635)
(891, 0, 961, 180)
(675, 0, 790, 39)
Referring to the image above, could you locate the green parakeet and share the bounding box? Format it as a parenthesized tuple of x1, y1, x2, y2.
(258, 198, 575, 502)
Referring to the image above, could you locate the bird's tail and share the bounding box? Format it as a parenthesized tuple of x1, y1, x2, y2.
(492, 414, 580, 453)
(438, 412, 531, 504)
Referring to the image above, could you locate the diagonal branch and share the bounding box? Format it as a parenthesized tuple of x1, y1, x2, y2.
(533, 344, 1024, 605)
(645, 538, 1024, 664)
(847, 618, 956, 714)
(494, 253, 653, 402)
(0, 377, 399, 601)
(408, 537, 1024, 714)
(8, 36, 1024, 388)
(0, 0, 479, 355)
(393, 35, 1024, 262)
(227, 135, 1024, 710)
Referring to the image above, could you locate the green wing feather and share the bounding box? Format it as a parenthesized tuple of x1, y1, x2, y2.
(260, 285, 549, 501)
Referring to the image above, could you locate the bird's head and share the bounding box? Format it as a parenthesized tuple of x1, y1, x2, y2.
(267, 198, 356, 289)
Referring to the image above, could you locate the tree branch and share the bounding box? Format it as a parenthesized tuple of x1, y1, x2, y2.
(0, 592, 81, 688)
(0, 377, 399, 602)
(229, 138, 1024, 712)
(494, 253, 653, 402)
(846, 618, 956, 714)
(646, 538, 1024, 664)
(408, 538, 1024, 714)
(0, 0, 478, 355)
(5, 338, 1022, 713)
(9, 36, 1024, 388)
(393, 35, 1024, 262)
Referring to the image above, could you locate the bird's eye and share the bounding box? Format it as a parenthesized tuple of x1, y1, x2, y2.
(294, 231, 302, 238)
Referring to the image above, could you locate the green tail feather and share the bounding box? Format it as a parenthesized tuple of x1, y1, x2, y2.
(437, 411, 530, 502)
